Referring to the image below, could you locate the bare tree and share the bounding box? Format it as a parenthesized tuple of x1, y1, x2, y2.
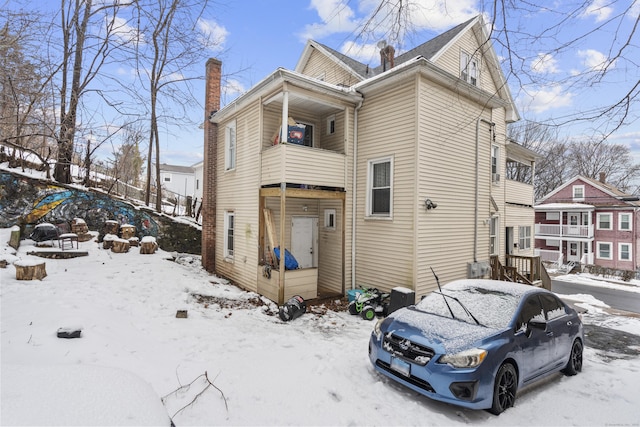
(360, 1, 639, 141)
(129, 0, 219, 211)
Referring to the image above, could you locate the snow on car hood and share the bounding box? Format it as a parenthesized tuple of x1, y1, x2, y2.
(387, 308, 501, 354)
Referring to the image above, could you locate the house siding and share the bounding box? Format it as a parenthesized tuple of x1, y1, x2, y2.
(354, 78, 418, 291)
(415, 74, 495, 295)
(300, 47, 360, 87)
(215, 101, 262, 292)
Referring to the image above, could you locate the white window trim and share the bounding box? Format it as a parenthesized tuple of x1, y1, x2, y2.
(225, 120, 236, 171)
(596, 241, 612, 260)
(460, 50, 479, 86)
(618, 242, 632, 261)
(489, 216, 499, 256)
(596, 212, 612, 230)
(326, 115, 335, 135)
(618, 212, 632, 231)
(224, 211, 235, 260)
(324, 209, 336, 230)
(365, 156, 394, 219)
(572, 185, 585, 201)
(518, 226, 531, 250)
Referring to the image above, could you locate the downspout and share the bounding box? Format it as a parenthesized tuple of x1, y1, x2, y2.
(351, 94, 364, 290)
(475, 118, 494, 263)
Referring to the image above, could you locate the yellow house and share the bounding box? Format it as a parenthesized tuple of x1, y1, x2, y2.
(201, 16, 538, 304)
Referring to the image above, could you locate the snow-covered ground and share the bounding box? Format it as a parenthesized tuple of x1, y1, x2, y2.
(1, 227, 640, 426)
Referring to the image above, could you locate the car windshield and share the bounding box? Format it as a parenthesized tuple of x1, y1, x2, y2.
(415, 285, 520, 329)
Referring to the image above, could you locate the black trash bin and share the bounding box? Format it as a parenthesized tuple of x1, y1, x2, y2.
(387, 287, 415, 315)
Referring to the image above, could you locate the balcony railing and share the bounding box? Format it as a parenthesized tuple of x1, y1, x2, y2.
(505, 179, 534, 206)
(535, 223, 593, 238)
(261, 143, 346, 188)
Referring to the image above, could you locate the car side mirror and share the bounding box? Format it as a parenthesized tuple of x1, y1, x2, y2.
(529, 319, 547, 332)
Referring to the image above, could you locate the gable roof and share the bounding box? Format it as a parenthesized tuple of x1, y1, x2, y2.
(538, 175, 640, 206)
(296, 16, 477, 80)
(159, 164, 195, 174)
(294, 16, 519, 122)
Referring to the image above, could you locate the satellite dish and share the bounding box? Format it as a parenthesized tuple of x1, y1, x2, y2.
(376, 40, 387, 49)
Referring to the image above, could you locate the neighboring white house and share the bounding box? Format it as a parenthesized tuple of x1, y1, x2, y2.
(157, 163, 196, 199)
(192, 161, 204, 202)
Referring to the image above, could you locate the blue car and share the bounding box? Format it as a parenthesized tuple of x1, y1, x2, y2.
(368, 279, 583, 414)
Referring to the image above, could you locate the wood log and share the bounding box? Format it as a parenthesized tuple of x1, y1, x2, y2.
(140, 236, 158, 254)
(103, 220, 120, 236)
(111, 239, 130, 253)
(15, 261, 47, 280)
(120, 225, 136, 240)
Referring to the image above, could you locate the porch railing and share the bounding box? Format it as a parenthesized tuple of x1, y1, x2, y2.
(490, 255, 551, 290)
(535, 223, 593, 238)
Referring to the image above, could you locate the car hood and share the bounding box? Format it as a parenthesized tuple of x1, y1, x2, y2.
(385, 307, 501, 354)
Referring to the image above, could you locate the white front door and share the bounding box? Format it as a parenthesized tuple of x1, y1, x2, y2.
(568, 213, 580, 235)
(291, 216, 318, 268)
(567, 242, 580, 262)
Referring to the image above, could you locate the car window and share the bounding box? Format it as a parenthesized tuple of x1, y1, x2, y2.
(516, 295, 544, 332)
(539, 293, 567, 320)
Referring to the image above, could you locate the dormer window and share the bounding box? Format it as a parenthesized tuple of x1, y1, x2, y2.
(460, 51, 479, 86)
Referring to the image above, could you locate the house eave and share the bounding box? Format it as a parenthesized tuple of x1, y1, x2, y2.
(210, 68, 362, 124)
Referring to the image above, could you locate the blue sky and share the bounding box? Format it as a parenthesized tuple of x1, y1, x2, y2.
(158, 0, 639, 167)
(10, 0, 640, 167)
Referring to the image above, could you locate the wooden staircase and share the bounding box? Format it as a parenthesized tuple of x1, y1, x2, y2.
(490, 255, 551, 290)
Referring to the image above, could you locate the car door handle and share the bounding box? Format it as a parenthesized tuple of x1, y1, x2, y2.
(546, 331, 554, 337)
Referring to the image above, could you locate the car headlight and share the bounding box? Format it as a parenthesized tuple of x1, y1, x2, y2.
(373, 318, 384, 339)
(439, 348, 487, 368)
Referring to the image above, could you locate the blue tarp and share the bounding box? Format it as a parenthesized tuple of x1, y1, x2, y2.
(273, 247, 299, 270)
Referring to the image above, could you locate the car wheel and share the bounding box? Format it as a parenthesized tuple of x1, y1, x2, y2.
(489, 363, 517, 415)
(348, 301, 359, 315)
(361, 306, 375, 321)
(562, 339, 583, 376)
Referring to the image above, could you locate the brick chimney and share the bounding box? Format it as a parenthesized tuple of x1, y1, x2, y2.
(599, 172, 606, 183)
(202, 58, 222, 273)
(380, 44, 395, 71)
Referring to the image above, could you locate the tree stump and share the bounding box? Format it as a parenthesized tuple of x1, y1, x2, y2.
(128, 237, 139, 247)
(120, 224, 136, 240)
(103, 220, 120, 236)
(140, 236, 158, 254)
(103, 233, 117, 250)
(111, 238, 130, 253)
(15, 260, 47, 280)
(71, 218, 89, 234)
(9, 225, 20, 249)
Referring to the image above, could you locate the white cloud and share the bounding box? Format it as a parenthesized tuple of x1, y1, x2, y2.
(530, 53, 560, 74)
(580, 0, 614, 22)
(223, 79, 245, 98)
(299, 0, 359, 40)
(110, 16, 143, 44)
(301, 0, 478, 41)
(520, 85, 573, 113)
(577, 49, 615, 72)
(197, 18, 228, 51)
(338, 40, 379, 63)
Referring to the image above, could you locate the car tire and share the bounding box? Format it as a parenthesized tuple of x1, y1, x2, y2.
(562, 339, 583, 376)
(361, 306, 375, 321)
(489, 363, 517, 415)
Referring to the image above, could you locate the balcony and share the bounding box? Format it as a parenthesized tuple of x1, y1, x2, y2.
(261, 143, 346, 188)
(505, 179, 534, 206)
(535, 223, 594, 239)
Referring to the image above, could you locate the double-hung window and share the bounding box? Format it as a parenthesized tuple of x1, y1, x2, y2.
(619, 243, 632, 261)
(597, 242, 612, 260)
(597, 213, 612, 230)
(224, 211, 235, 259)
(490, 216, 499, 255)
(518, 226, 531, 250)
(619, 213, 632, 231)
(225, 120, 236, 171)
(572, 185, 584, 201)
(367, 157, 393, 217)
(460, 51, 479, 86)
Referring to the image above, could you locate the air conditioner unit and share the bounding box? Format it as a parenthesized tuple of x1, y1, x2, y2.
(492, 173, 501, 183)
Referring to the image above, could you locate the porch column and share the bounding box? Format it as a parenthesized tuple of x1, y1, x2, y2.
(281, 91, 289, 144)
(278, 183, 286, 304)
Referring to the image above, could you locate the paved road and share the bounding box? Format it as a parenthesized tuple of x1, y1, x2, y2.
(552, 278, 640, 314)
